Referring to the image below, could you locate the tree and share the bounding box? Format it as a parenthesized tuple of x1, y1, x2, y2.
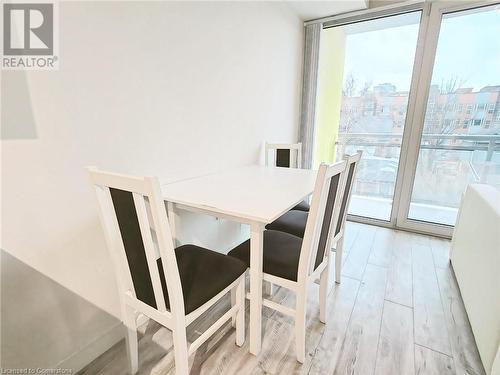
(360, 80, 372, 97)
(437, 76, 467, 138)
(342, 73, 357, 98)
(338, 74, 369, 157)
(425, 76, 467, 172)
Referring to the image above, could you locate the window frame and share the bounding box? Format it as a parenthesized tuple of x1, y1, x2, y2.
(309, 0, 499, 238)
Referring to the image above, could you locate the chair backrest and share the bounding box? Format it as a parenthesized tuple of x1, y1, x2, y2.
(297, 160, 347, 281)
(334, 151, 363, 238)
(265, 142, 302, 168)
(87, 167, 185, 318)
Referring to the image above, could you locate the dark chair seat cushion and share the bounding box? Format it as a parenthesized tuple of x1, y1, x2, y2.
(265, 210, 308, 238)
(157, 245, 247, 314)
(109, 187, 246, 315)
(228, 230, 303, 282)
(292, 200, 310, 212)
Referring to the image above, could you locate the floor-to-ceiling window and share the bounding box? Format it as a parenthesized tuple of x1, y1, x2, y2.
(407, 5, 500, 226)
(316, 12, 422, 222)
(314, 2, 500, 236)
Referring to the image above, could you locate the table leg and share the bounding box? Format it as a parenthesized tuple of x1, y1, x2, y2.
(249, 222, 264, 355)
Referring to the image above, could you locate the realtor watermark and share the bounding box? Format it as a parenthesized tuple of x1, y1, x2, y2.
(0, 369, 72, 374)
(2, 0, 59, 70)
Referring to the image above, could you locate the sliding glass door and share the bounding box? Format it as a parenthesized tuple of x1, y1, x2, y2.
(315, 11, 422, 222)
(314, 1, 500, 236)
(405, 4, 500, 228)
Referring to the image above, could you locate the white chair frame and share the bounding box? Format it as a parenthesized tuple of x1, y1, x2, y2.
(332, 151, 362, 284)
(254, 160, 347, 363)
(87, 167, 245, 375)
(265, 142, 302, 169)
(264, 142, 303, 296)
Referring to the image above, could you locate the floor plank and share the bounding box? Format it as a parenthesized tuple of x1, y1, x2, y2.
(411, 232, 432, 245)
(412, 243, 452, 356)
(368, 227, 394, 267)
(335, 222, 361, 270)
(79, 319, 179, 375)
(385, 231, 413, 307)
(414, 344, 455, 375)
(308, 276, 360, 375)
(199, 309, 322, 375)
(341, 225, 377, 280)
(342, 222, 362, 257)
(430, 237, 451, 269)
(333, 264, 388, 375)
(78, 222, 485, 375)
(199, 266, 340, 375)
(374, 301, 415, 375)
(436, 268, 485, 375)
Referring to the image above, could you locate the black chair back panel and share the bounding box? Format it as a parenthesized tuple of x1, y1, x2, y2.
(110, 188, 158, 309)
(276, 149, 291, 168)
(314, 173, 340, 269)
(335, 162, 356, 236)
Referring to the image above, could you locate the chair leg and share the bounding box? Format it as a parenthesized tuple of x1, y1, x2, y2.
(230, 288, 237, 328)
(124, 306, 138, 375)
(335, 237, 344, 284)
(235, 276, 245, 346)
(172, 326, 189, 375)
(264, 281, 274, 296)
(295, 290, 307, 363)
(319, 258, 330, 324)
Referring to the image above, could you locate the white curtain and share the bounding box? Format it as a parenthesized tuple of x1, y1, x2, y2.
(299, 23, 322, 169)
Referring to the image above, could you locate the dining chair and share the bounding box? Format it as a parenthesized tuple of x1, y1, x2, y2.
(264, 151, 362, 283)
(228, 160, 347, 363)
(265, 142, 302, 168)
(330, 151, 362, 284)
(87, 167, 247, 375)
(265, 142, 309, 212)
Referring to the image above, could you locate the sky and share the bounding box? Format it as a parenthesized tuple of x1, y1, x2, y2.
(339, 5, 500, 95)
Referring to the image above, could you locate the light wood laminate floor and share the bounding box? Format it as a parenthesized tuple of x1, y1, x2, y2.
(79, 222, 485, 375)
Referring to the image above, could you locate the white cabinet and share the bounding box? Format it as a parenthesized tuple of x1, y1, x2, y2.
(451, 184, 500, 375)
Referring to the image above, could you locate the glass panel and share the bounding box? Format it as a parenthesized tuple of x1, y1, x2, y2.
(315, 11, 421, 221)
(408, 5, 500, 226)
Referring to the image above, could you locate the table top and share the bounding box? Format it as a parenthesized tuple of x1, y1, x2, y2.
(161, 165, 317, 224)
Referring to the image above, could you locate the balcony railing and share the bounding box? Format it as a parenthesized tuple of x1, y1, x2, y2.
(333, 132, 500, 224)
(336, 133, 500, 161)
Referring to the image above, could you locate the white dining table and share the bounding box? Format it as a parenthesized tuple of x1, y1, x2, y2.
(161, 165, 317, 355)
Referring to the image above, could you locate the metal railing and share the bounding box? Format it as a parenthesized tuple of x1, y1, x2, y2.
(336, 133, 500, 161)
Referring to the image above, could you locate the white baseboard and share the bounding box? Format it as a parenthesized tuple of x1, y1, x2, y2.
(54, 321, 124, 373)
(53, 314, 151, 373)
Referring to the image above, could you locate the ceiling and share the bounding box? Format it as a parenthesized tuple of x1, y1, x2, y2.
(286, 0, 369, 21)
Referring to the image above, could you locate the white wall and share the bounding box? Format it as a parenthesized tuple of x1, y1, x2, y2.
(1, 1, 303, 369)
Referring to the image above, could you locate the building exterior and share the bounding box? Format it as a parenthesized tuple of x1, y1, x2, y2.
(339, 83, 500, 135)
(337, 83, 500, 208)
(425, 85, 500, 135)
